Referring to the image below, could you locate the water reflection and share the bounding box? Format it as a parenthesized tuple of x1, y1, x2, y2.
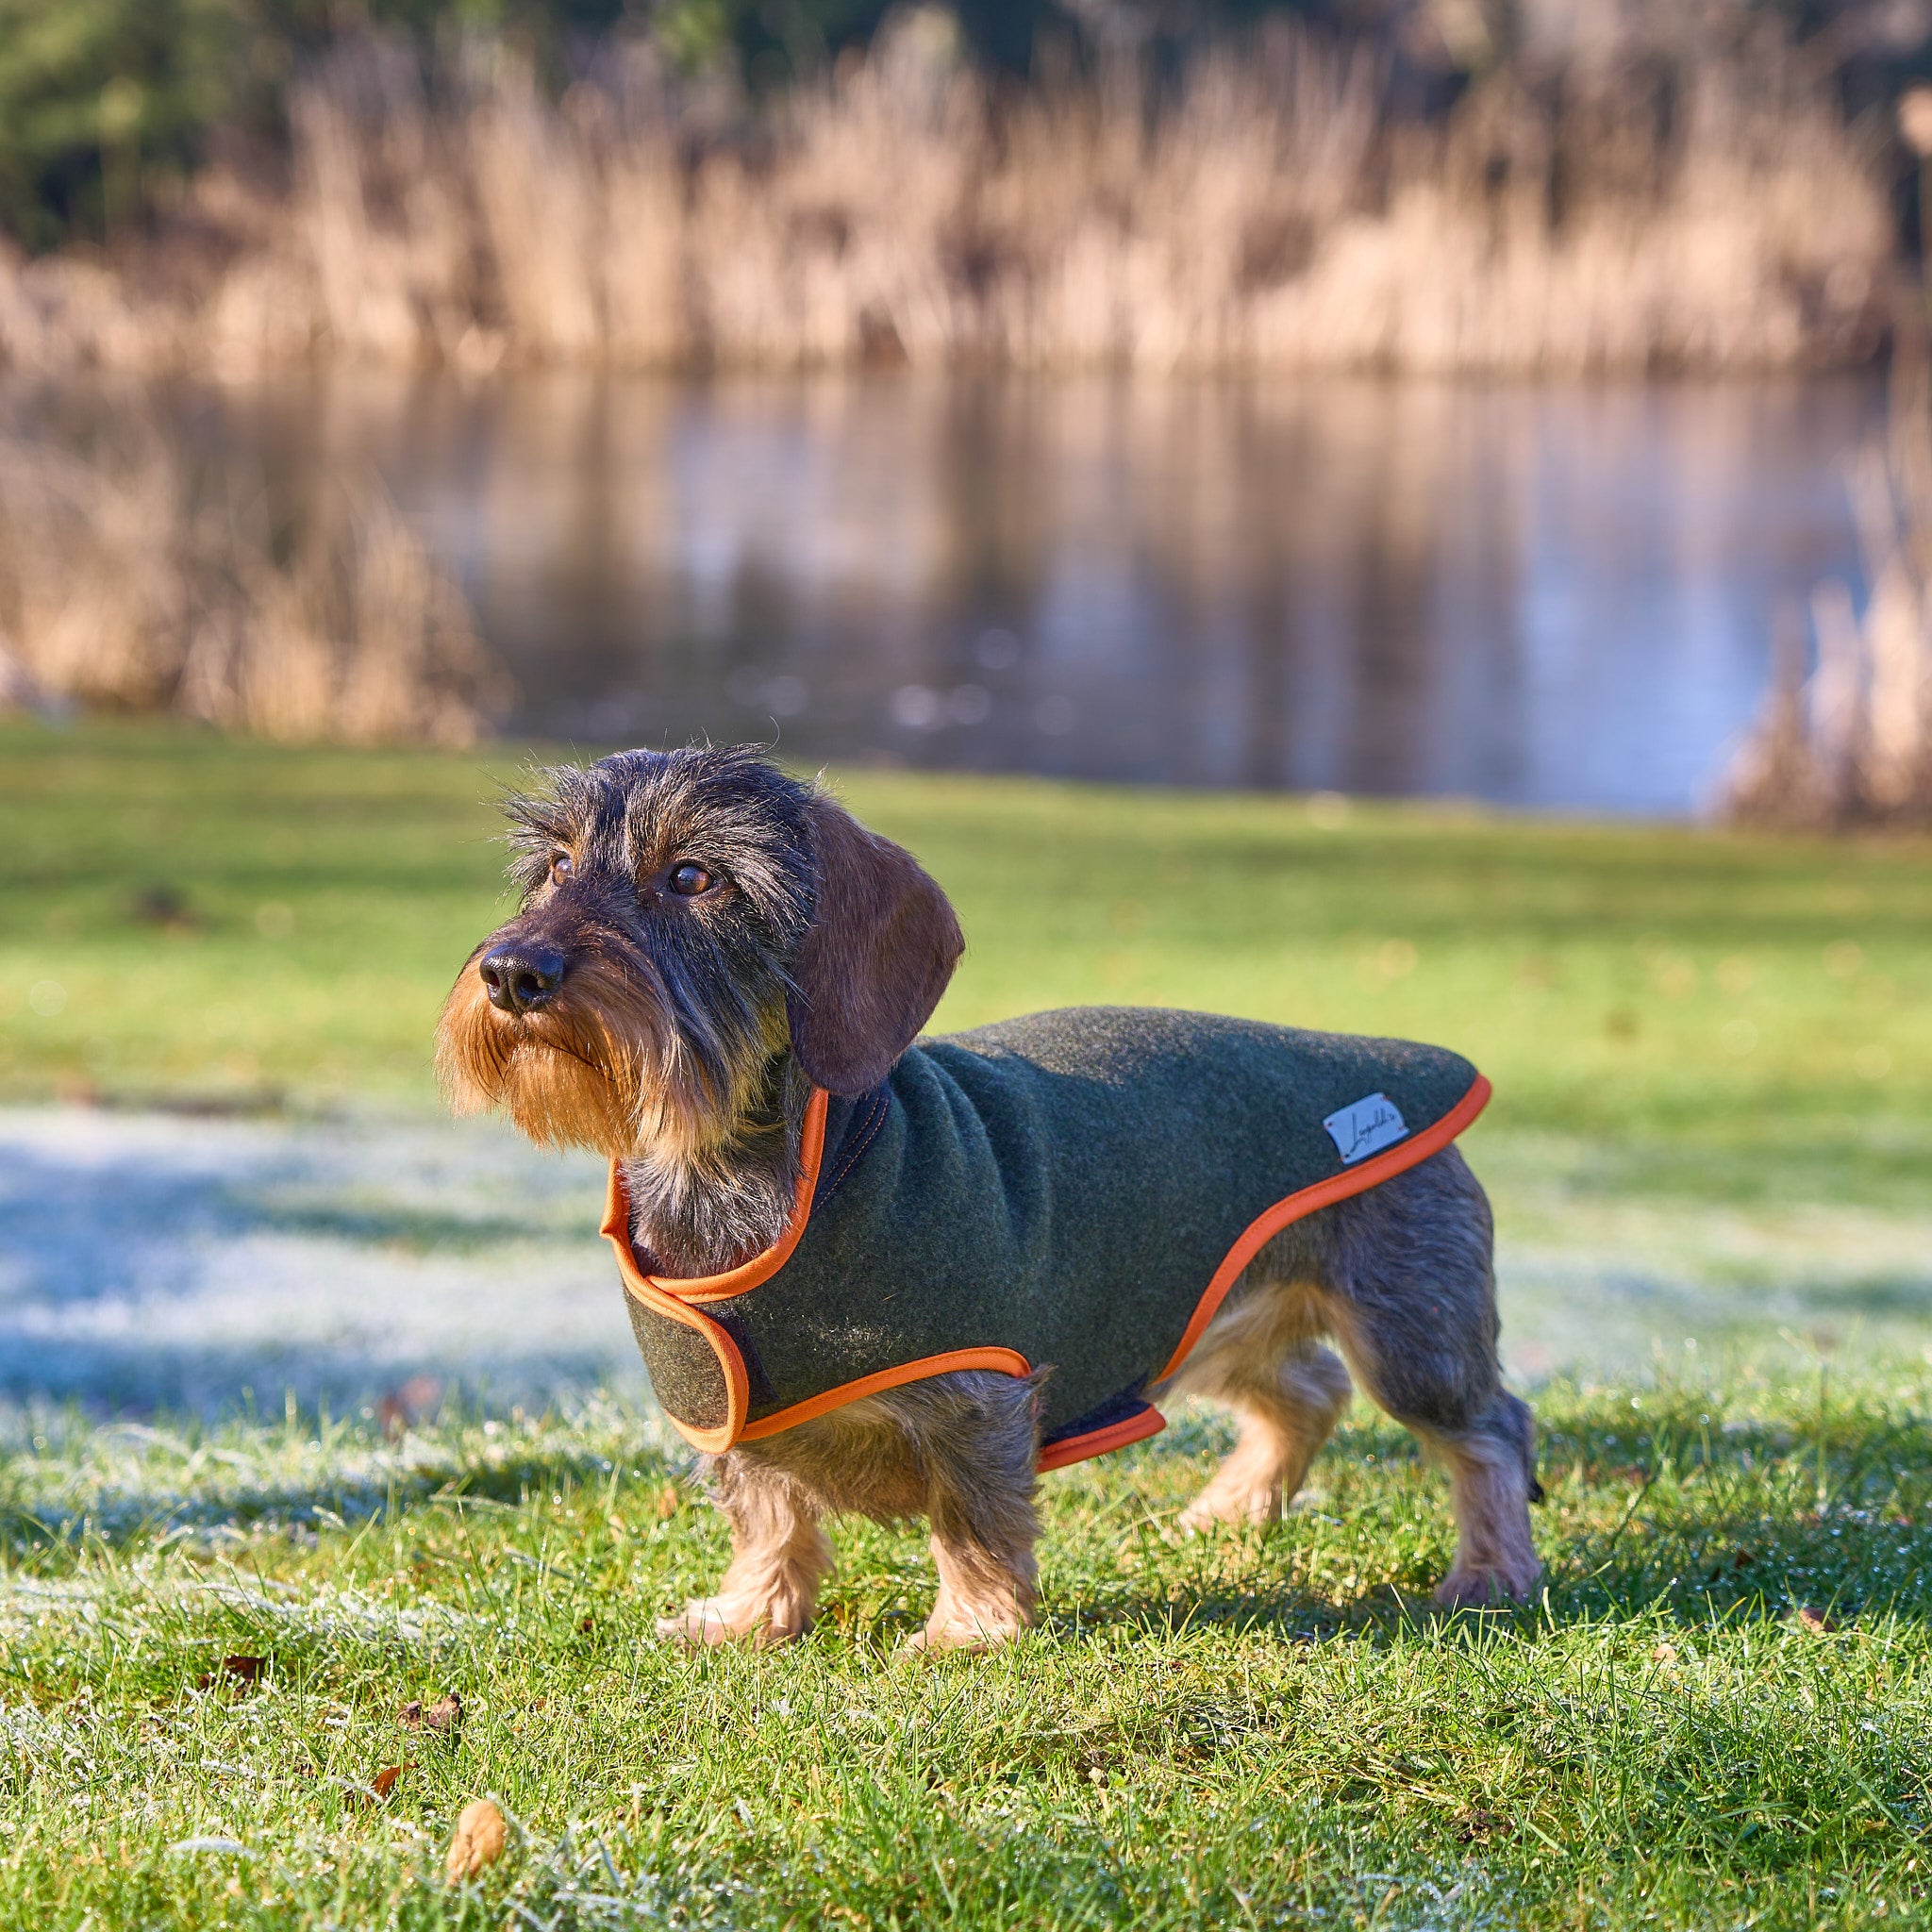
(206, 370, 1876, 811)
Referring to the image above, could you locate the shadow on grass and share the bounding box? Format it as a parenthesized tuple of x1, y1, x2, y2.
(0, 1124, 618, 1415)
(216, 1197, 554, 1255)
(0, 1135, 565, 1307)
(1031, 1391, 1932, 1644)
(10, 1381, 1931, 1644)
(1037, 1551, 1931, 1652)
(0, 1428, 678, 1563)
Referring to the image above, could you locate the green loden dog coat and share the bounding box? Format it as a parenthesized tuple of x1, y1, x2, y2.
(604, 1008, 1490, 1470)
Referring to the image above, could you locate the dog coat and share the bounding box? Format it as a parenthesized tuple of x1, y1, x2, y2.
(605, 1008, 1490, 1470)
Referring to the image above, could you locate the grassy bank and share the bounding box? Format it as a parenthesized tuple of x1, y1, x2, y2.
(1, 1371, 1929, 1929)
(6, 717, 1930, 1213)
(4, 721, 1932, 1927)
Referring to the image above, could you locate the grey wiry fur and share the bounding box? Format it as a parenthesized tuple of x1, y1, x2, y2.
(440, 742, 1540, 1651)
(451, 746, 820, 1274)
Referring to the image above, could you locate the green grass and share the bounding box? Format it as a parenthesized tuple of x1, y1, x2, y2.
(4, 718, 1932, 1927)
(6, 717, 1931, 1213)
(2, 1374, 1930, 1930)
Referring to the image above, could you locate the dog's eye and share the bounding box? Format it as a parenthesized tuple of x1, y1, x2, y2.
(549, 853, 574, 885)
(668, 862, 713, 897)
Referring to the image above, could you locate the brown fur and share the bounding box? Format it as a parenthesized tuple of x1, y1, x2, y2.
(441, 744, 1540, 1649)
(437, 941, 674, 1157)
(788, 795, 966, 1098)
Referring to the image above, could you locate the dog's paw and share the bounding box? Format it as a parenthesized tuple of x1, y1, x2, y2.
(657, 1599, 804, 1647)
(1176, 1490, 1278, 1535)
(898, 1618, 1020, 1657)
(1431, 1558, 1541, 1610)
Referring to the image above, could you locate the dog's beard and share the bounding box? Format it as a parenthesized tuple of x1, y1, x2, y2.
(436, 948, 787, 1163)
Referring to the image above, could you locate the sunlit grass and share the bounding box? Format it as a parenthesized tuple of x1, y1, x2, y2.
(4, 720, 1930, 1926)
(1, 1371, 1929, 1929)
(6, 719, 1930, 1215)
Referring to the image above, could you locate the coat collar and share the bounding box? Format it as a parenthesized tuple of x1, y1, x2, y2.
(602, 1086, 830, 1307)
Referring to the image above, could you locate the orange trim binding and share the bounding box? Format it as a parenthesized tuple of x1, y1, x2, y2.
(1154, 1074, 1492, 1386)
(625, 1088, 832, 1305)
(1036, 1406, 1167, 1473)
(602, 1093, 1030, 1451)
(600, 1090, 832, 1452)
(599, 1180, 749, 1453)
(738, 1347, 1031, 1442)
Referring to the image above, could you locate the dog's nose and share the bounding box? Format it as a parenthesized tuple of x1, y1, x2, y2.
(478, 942, 566, 1014)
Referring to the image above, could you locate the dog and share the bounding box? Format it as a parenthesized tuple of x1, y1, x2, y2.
(438, 744, 1541, 1650)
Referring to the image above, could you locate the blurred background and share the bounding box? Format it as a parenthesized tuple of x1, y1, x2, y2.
(1, 0, 1929, 1424)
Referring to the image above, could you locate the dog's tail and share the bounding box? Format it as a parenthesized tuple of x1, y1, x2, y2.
(1497, 1390, 1545, 1505)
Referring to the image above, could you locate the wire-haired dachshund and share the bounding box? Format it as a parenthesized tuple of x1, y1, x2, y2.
(439, 745, 1540, 1650)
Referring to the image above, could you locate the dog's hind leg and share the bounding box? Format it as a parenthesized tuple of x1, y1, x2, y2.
(1412, 1396, 1541, 1608)
(657, 1455, 831, 1647)
(1315, 1146, 1541, 1607)
(1163, 1280, 1354, 1532)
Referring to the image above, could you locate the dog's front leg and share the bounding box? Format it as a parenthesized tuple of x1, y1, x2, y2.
(911, 1512, 1037, 1652)
(658, 1453, 830, 1647)
(902, 1376, 1041, 1653)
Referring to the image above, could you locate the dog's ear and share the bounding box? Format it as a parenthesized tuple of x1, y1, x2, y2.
(787, 792, 963, 1096)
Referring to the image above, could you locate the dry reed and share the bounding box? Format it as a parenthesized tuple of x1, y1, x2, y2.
(1722, 367, 1932, 828)
(0, 17, 1894, 379)
(0, 410, 509, 744)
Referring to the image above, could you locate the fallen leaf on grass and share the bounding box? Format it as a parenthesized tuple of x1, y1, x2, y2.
(196, 1655, 266, 1690)
(1793, 1606, 1839, 1633)
(353, 1762, 417, 1807)
(656, 1483, 680, 1519)
(398, 1691, 463, 1735)
(445, 1798, 508, 1881)
(578, 1614, 595, 1635)
(1651, 1641, 1680, 1665)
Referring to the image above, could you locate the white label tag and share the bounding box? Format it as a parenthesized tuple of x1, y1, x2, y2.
(1323, 1092, 1409, 1165)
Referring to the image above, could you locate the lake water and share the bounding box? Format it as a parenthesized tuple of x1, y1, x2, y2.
(176, 372, 1887, 811)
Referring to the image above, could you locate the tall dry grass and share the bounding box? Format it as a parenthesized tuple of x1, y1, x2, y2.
(0, 17, 1895, 378)
(0, 411, 508, 744)
(1723, 367, 1932, 828)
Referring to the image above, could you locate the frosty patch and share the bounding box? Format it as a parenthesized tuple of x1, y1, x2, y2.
(1323, 1092, 1409, 1165)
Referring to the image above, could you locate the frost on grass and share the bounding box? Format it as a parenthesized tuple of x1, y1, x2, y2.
(0, 1105, 642, 1415)
(0, 1391, 689, 1557)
